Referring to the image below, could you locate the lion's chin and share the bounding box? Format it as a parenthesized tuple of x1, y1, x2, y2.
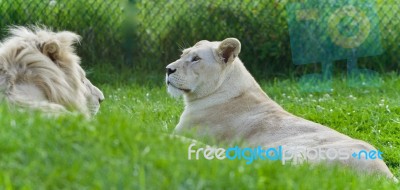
(90, 105, 100, 116)
(167, 84, 185, 98)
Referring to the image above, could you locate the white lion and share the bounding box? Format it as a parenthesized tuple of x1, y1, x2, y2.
(0, 26, 104, 117)
(166, 38, 397, 182)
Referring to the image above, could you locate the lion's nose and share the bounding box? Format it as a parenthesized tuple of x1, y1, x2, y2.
(99, 97, 104, 104)
(167, 68, 177, 76)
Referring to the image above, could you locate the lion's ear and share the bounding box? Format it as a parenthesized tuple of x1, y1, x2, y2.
(216, 38, 241, 64)
(41, 40, 60, 61)
(55, 31, 81, 47)
(43, 40, 59, 55)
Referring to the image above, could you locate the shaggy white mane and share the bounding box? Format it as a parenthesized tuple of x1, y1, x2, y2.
(0, 26, 104, 117)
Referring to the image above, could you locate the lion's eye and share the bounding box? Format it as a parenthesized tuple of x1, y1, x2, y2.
(192, 56, 201, 62)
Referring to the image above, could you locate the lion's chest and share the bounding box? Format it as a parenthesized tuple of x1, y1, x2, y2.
(175, 100, 268, 141)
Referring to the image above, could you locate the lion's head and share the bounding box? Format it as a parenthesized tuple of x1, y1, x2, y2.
(0, 26, 104, 117)
(166, 38, 241, 99)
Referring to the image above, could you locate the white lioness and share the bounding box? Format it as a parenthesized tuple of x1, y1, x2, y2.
(0, 26, 104, 117)
(166, 38, 397, 181)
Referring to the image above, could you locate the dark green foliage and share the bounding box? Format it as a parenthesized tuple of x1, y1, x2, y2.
(0, 0, 124, 65)
(1, 0, 399, 78)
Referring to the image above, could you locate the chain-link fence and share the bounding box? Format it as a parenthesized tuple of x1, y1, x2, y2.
(1, 0, 399, 79)
(0, 0, 124, 64)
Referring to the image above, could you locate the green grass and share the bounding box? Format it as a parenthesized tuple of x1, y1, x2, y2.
(0, 67, 400, 189)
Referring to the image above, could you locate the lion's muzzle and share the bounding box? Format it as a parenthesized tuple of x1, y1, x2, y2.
(166, 68, 177, 76)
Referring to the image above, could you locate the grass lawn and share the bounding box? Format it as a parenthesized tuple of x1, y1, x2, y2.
(0, 67, 399, 189)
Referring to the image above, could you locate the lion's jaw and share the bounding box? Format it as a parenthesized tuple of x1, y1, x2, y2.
(83, 78, 104, 116)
